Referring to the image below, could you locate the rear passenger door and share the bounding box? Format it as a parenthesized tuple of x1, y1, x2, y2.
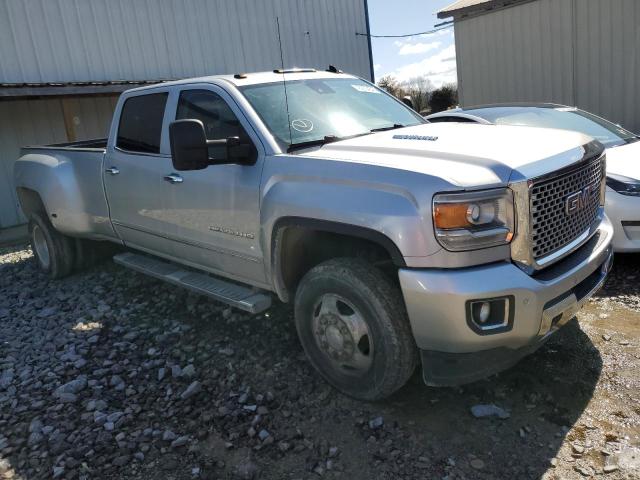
(103, 90, 177, 258)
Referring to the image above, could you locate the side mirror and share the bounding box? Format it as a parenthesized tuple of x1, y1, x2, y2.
(401, 96, 415, 110)
(169, 119, 256, 171)
(169, 119, 209, 171)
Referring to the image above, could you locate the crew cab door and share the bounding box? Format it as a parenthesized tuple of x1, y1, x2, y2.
(103, 90, 178, 259)
(163, 85, 266, 285)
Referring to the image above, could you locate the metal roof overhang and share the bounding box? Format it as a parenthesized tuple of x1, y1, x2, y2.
(0, 80, 172, 99)
(438, 0, 531, 19)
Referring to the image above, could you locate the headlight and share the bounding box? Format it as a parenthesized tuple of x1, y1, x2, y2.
(433, 188, 515, 251)
(606, 173, 640, 196)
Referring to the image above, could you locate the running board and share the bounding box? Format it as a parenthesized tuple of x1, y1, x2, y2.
(113, 252, 271, 314)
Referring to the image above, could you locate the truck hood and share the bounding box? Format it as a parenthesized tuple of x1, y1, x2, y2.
(604, 140, 640, 180)
(301, 123, 594, 187)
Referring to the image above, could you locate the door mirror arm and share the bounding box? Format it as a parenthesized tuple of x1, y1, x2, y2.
(206, 136, 255, 166)
(170, 120, 256, 170)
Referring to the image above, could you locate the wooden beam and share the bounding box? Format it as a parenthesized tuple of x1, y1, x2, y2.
(0, 83, 156, 98)
(60, 98, 77, 142)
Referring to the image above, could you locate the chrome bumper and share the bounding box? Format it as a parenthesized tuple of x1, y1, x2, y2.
(538, 249, 612, 338)
(399, 214, 613, 355)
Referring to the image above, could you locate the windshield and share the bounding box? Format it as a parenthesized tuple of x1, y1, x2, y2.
(239, 78, 425, 149)
(468, 107, 638, 148)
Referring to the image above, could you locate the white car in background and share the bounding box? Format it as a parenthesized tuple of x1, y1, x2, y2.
(427, 104, 640, 252)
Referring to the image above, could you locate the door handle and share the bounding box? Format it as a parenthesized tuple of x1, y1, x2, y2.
(105, 166, 120, 175)
(163, 173, 183, 184)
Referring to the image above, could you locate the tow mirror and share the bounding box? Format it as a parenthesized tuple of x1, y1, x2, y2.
(169, 119, 256, 171)
(169, 119, 209, 171)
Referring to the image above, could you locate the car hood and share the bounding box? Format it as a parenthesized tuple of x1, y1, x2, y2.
(604, 140, 640, 180)
(300, 123, 595, 187)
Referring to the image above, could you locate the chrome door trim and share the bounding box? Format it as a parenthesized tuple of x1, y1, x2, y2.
(113, 146, 172, 159)
(112, 220, 261, 263)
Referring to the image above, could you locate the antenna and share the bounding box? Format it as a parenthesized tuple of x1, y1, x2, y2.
(276, 17, 293, 147)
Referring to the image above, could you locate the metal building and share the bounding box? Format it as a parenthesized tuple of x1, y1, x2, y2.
(0, 0, 373, 230)
(439, 0, 640, 131)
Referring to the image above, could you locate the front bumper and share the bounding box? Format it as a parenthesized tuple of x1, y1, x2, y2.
(399, 215, 614, 386)
(606, 187, 640, 252)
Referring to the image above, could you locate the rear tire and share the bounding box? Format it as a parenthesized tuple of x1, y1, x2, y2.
(294, 258, 417, 401)
(28, 213, 75, 279)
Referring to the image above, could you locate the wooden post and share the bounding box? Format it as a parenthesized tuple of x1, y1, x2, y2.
(61, 98, 77, 142)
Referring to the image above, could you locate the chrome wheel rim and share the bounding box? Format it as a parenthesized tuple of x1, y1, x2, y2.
(32, 224, 50, 269)
(312, 294, 374, 375)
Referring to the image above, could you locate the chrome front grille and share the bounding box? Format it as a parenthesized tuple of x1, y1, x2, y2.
(530, 156, 604, 260)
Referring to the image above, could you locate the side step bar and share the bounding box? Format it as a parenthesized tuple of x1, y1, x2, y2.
(113, 252, 272, 314)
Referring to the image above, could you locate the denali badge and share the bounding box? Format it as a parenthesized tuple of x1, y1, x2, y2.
(209, 226, 255, 239)
(392, 134, 438, 141)
(565, 182, 599, 215)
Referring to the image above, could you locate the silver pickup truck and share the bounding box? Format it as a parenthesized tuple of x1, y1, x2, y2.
(14, 69, 613, 400)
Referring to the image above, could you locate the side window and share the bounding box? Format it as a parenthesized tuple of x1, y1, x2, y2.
(176, 89, 254, 160)
(117, 92, 168, 154)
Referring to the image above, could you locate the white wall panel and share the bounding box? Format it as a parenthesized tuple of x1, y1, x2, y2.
(0, 0, 372, 83)
(0, 96, 117, 228)
(454, 0, 640, 132)
(574, 0, 640, 131)
(455, 0, 573, 107)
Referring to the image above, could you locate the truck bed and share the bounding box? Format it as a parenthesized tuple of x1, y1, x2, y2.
(21, 138, 108, 152)
(15, 139, 116, 241)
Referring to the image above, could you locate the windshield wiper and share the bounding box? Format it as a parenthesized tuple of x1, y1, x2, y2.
(370, 123, 405, 133)
(288, 135, 341, 152)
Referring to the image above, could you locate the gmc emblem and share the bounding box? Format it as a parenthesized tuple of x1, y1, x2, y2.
(565, 182, 599, 215)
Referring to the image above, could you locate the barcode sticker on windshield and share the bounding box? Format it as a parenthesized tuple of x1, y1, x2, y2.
(351, 84, 380, 94)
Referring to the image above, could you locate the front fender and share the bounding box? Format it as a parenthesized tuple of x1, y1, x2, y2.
(260, 166, 444, 282)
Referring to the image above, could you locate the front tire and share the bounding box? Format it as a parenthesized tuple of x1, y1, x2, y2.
(28, 213, 75, 279)
(294, 258, 417, 401)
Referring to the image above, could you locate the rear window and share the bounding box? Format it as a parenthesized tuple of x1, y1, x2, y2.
(117, 93, 168, 154)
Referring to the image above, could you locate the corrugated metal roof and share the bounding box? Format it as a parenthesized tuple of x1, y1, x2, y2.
(0, 0, 372, 84)
(438, 0, 529, 18)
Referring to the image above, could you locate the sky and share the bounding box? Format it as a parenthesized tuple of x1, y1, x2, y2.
(367, 0, 457, 88)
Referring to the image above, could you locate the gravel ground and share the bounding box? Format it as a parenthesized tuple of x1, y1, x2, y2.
(0, 245, 639, 480)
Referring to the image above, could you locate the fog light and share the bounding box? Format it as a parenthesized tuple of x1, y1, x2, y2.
(477, 302, 491, 323)
(466, 296, 514, 334)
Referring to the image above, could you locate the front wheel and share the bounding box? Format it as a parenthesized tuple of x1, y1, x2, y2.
(294, 258, 417, 401)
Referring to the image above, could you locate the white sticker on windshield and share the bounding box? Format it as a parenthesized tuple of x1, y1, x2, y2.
(291, 119, 314, 133)
(351, 84, 380, 94)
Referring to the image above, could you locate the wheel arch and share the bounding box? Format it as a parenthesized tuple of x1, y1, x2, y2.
(270, 217, 406, 303)
(16, 187, 48, 219)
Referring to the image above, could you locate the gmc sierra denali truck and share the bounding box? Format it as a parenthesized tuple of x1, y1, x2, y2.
(14, 69, 613, 401)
